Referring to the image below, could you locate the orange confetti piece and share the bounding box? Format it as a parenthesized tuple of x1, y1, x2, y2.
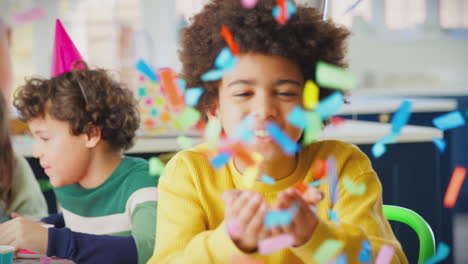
(229, 141, 256, 167)
(313, 159, 327, 180)
(443, 166, 466, 208)
(277, 0, 287, 24)
(221, 25, 240, 55)
(294, 181, 309, 194)
(158, 68, 185, 111)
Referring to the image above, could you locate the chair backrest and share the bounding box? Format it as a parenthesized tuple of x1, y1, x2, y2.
(383, 205, 436, 264)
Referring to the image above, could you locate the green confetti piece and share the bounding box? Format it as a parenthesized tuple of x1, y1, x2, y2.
(313, 239, 344, 264)
(38, 179, 53, 192)
(316, 61, 357, 91)
(343, 176, 366, 195)
(149, 157, 165, 176)
(303, 111, 322, 145)
(177, 135, 194, 149)
(176, 107, 201, 130)
(205, 118, 223, 147)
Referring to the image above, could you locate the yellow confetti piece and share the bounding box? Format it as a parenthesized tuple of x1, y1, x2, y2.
(303, 80, 319, 110)
(343, 176, 366, 195)
(242, 166, 259, 188)
(313, 239, 344, 264)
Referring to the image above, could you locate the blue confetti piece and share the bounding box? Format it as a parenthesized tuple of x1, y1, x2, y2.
(232, 115, 255, 144)
(331, 254, 347, 264)
(309, 179, 327, 187)
(423, 242, 450, 264)
(264, 210, 293, 228)
(260, 174, 276, 185)
(372, 141, 386, 158)
(222, 56, 238, 71)
(288, 105, 307, 129)
(184, 87, 204, 107)
(215, 47, 233, 69)
(265, 122, 300, 155)
(201, 68, 226, 81)
(433, 111, 466, 131)
(379, 133, 399, 144)
(210, 151, 231, 169)
(177, 79, 186, 92)
(272, 0, 297, 19)
(329, 209, 339, 223)
(391, 100, 412, 134)
(315, 92, 345, 120)
(433, 137, 446, 153)
(359, 240, 372, 262)
(136, 59, 158, 82)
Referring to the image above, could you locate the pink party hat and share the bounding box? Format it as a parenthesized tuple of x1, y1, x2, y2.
(51, 19, 84, 77)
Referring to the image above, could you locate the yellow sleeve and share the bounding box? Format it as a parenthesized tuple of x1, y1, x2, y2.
(291, 144, 408, 263)
(147, 152, 245, 264)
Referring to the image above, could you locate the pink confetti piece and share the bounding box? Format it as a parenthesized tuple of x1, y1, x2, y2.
(258, 234, 294, 255)
(14, 7, 45, 24)
(241, 0, 258, 9)
(375, 244, 395, 264)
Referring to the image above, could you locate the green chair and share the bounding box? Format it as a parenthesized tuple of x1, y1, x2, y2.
(383, 205, 436, 264)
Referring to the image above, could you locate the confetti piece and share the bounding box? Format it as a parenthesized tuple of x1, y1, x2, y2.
(313, 159, 327, 180)
(205, 118, 223, 147)
(215, 47, 234, 69)
(149, 157, 165, 176)
(211, 151, 232, 169)
(227, 220, 241, 240)
(177, 79, 186, 92)
(258, 234, 295, 255)
(432, 111, 465, 131)
(315, 92, 345, 120)
(329, 209, 339, 223)
(302, 111, 323, 145)
(358, 240, 372, 262)
(136, 59, 158, 82)
(327, 156, 338, 206)
(260, 174, 276, 185)
(343, 176, 366, 195)
(14, 7, 45, 24)
(233, 115, 255, 143)
(433, 137, 446, 153)
(288, 106, 307, 129)
(177, 135, 194, 149)
(303, 80, 319, 110)
(230, 142, 256, 167)
(423, 242, 450, 264)
(272, 0, 297, 21)
(330, 116, 346, 126)
(241, 0, 258, 9)
(264, 209, 294, 228)
(375, 244, 395, 264)
(316, 61, 357, 91)
(184, 87, 204, 107)
(391, 101, 412, 134)
(294, 181, 309, 194)
(201, 68, 227, 81)
(176, 107, 201, 130)
(372, 141, 386, 158)
(309, 179, 327, 187)
(242, 166, 259, 188)
(276, 0, 288, 24)
(443, 166, 466, 208)
(313, 239, 344, 264)
(266, 122, 300, 155)
(343, 0, 365, 15)
(221, 25, 240, 55)
(159, 69, 185, 111)
(38, 179, 53, 192)
(329, 254, 347, 264)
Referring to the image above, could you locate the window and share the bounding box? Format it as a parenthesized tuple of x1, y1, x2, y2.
(384, 0, 426, 30)
(440, 0, 468, 28)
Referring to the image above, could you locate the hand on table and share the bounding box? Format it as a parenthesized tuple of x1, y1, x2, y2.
(0, 216, 48, 255)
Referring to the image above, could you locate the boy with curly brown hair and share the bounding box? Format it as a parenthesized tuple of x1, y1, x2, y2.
(0, 64, 158, 264)
(149, 0, 408, 263)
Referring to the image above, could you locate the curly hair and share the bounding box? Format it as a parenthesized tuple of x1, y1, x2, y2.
(180, 0, 350, 118)
(13, 63, 140, 151)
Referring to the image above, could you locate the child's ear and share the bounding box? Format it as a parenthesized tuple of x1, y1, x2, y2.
(205, 102, 220, 121)
(84, 124, 101, 148)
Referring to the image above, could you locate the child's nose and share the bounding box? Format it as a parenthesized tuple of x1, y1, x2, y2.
(252, 94, 276, 120)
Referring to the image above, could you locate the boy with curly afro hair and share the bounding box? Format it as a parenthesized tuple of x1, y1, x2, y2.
(149, 0, 408, 263)
(0, 64, 158, 264)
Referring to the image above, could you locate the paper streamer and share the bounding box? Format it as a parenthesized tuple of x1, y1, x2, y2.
(375, 244, 395, 264)
(372, 141, 387, 158)
(316, 61, 357, 91)
(391, 100, 412, 134)
(258, 234, 295, 255)
(423, 242, 450, 264)
(266, 122, 300, 155)
(136, 59, 158, 82)
(343, 0, 365, 15)
(433, 137, 446, 153)
(159, 69, 185, 110)
(443, 166, 466, 208)
(433, 111, 466, 131)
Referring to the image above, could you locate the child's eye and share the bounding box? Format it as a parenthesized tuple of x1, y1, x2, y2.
(235, 92, 253, 97)
(277, 92, 298, 97)
(40, 137, 49, 142)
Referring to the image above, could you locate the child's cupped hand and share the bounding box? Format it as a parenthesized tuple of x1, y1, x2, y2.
(222, 190, 270, 253)
(0, 216, 48, 254)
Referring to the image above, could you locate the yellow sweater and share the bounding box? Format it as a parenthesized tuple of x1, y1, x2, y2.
(148, 140, 408, 264)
